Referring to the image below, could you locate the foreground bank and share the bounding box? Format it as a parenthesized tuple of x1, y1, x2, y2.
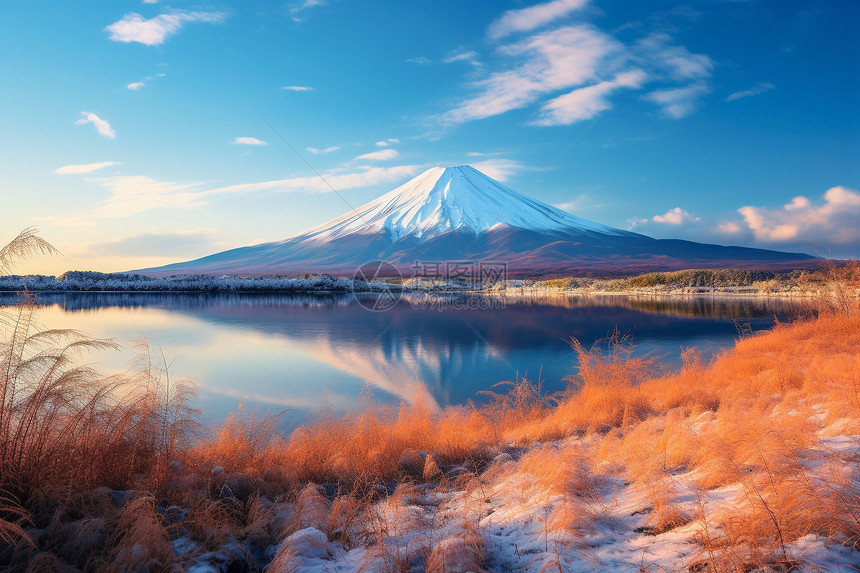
(1, 295, 858, 571)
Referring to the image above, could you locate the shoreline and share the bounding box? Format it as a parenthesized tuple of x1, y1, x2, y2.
(0, 287, 845, 300)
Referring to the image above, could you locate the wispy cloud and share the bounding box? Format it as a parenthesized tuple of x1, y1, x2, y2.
(443, 25, 621, 124)
(406, 56, 431, 65)
(233, 137, 268, 146)
(554, 195, 598, 212)
(355, 148, 399, 161)
(375, 138, 399, 147)
(443, 13, 714, 127)
(636, 34, 713, 82)
(535, 69, 646, 125)
(105, 11, 225, 46)
(726, 82, 775, 102)
(645, 82, 710, 118)
(281, 85, 313, 91)
(205, 165, 420, 195)
(125, 72, 166, 91)
(468, 159, 522, 182)
(489, 0, 590, 39)
(443, 50, 481, 66)
(76, 112, 115, 139)
(306, 146, 340, 154)
(50, 164, 421, 225)
(89, 229, 223, 257)
(54, 161, 120, 174)
(290, 0, 324, 22)
(652, 206, 700, 225)
(91, 175, 206, 217)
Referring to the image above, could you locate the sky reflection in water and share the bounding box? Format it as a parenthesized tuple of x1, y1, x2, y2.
(0, 292, 810, 430)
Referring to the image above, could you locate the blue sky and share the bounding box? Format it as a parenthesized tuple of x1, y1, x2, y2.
(1, 0, 858, 274)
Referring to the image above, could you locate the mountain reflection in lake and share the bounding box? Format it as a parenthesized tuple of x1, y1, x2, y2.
(0, 292, 811, 430)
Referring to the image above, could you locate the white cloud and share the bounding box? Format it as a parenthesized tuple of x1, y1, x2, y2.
(375, 138, 399, 147)
(726, 82, 775, 102)
(205, 165, 420, 195)
(306, 146, 340, 154)
(282, 85, 313, 91)
(636, 34, 712, 82)
(290, 0, 323, 21)
(535, 69, 646, 125)
(718, 221, 741, 234)
(554, 195, 596, 212)
(125, 72, 166, 91)
(355, 148, 399, 162)
(489, 0, 590, 39)
(443, 50, 480, 65)
(105, 11, 224, 46)
(54, 161, 120, 174)
(444, 25, 621, 124)
(406, 56, 431, 65)
(76, 112, 116, 139)
(52, 165, 421, 224)
(233, 137, 268, 146)
(645, 82, 710, 118)
(93, 175, 206, 217)
(468, 159, 522, 182)
(652, 206, 700, 225)
(737, 186, 860, 247)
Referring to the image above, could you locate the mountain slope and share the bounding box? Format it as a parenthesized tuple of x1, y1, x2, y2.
(136, 165, 817, 277)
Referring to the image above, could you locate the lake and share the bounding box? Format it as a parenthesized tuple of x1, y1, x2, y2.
(0, 292, 811, 430)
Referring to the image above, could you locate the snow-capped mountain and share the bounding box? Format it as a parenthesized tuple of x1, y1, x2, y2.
(295, 165, 625, 243)
(136, 165, 816, 277)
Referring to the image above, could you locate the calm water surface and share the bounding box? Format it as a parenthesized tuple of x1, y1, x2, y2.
(0, 292, 810, 430)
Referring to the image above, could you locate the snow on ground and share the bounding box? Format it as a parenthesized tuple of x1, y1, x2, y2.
(174, 423, 859, 572)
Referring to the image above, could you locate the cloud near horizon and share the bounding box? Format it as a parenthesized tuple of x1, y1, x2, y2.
(89, 229, 225, 257)
(105, 11, 225, 46)
(629, 187, 860, 257)
(732, 186, 860, 251)
(652, 206, 700, 225)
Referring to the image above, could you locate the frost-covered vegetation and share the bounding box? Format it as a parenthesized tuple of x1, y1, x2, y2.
(0, 270, 395, 293)
(526, 265, 860, 297)
(5, 265, 857, 299)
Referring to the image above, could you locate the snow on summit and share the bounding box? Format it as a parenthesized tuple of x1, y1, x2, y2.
(296, 165, 627, 243)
